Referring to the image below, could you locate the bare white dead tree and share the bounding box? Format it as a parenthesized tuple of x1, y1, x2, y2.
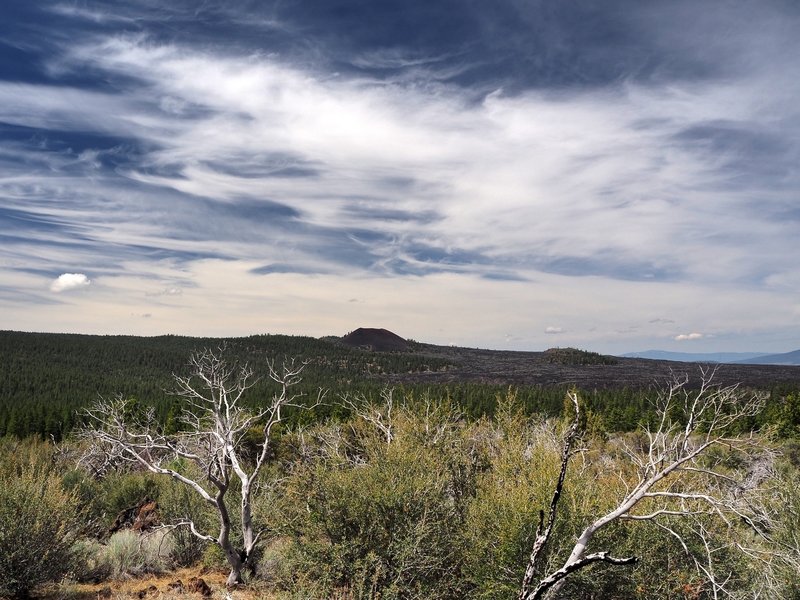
(340, 387, 462, 448)
(341, 387, 397, 445)
(519, 368, 769, 600)
(79, 347, 319, 586)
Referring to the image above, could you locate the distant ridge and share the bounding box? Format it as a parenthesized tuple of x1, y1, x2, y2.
(623, 349, 800, 366)
(735, 349, 800, 365)
(622, 350, 767, 363)
(340, 328, 410, 352)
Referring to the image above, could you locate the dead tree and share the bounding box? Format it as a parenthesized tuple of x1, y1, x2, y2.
(519, 369, 768, 600)
(80, 347, 318, 586)
(341, 387, 397, 445)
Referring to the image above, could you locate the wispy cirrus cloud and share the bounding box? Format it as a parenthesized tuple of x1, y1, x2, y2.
(0, 0, 798, 352)
(13, 34, 794, 280)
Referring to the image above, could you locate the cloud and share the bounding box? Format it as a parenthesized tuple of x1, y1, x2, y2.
(50, 273, 91, 292)
(0, 23, 795, 285)
(145, 287, 183, 297)
(1, 2, 800, 353)
(675, 332, 704, 341)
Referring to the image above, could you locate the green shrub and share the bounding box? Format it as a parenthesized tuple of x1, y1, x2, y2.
(201, 542, 229, 572)
(762, 459, 800, 598)
(103, 530, 145, 578)
(278, 408, 473, 599)
(63, 468, 161, 535)
(100, 472, 160, 525)
(255, 537, 293, 584)
(461, 414, 585, 599)
(0, 449, 80, 597)
(155, 468, 216, 567)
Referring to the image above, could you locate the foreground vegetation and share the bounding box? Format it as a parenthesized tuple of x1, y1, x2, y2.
(2, 335, 800, 598)
(2, 359, 800, 598)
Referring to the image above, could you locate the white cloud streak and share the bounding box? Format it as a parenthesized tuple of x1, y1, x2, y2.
(48, 37, 794, 276)
(1, 11, 799, 352)
(675, 333, 704, 341)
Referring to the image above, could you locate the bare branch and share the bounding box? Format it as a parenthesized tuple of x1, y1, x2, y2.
(519, 369, 769, 599)
(78, 348, 312, 587)
(341, 387, 397, 445)
(529, 551, 637, 600)
(518, 391, 581, 600)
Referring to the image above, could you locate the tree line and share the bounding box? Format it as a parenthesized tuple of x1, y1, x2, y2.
(3, 330, 800, 440)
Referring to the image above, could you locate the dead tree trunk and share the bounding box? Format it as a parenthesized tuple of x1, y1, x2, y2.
(80, 347, 320, 587)
(519, 370, 767, 600)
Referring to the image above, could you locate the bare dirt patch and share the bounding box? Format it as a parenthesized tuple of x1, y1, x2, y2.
(38, 567, 278, 600)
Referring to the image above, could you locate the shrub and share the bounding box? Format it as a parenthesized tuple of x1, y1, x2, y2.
(62, 467, 162, 536)
(100, 472, 160, 526)
(278, 407, 473, 599)
(201, 542, 229, 572)
(103, 530, 145, 578)
(0, 450, 80, 597)
(70, 538, 112, 583)
(461, 414, 583, 599)
(102, 529, 174, 578)
(155, 463, 217, 567)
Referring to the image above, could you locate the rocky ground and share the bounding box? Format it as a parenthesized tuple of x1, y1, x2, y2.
(383, 343, 800, 389)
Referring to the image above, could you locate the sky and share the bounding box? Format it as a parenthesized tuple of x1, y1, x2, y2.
(1, 0, 799, 354)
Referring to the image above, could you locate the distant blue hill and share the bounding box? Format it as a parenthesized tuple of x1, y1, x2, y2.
(622, 350, 768, 363)
(734, 349, 800, 365)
